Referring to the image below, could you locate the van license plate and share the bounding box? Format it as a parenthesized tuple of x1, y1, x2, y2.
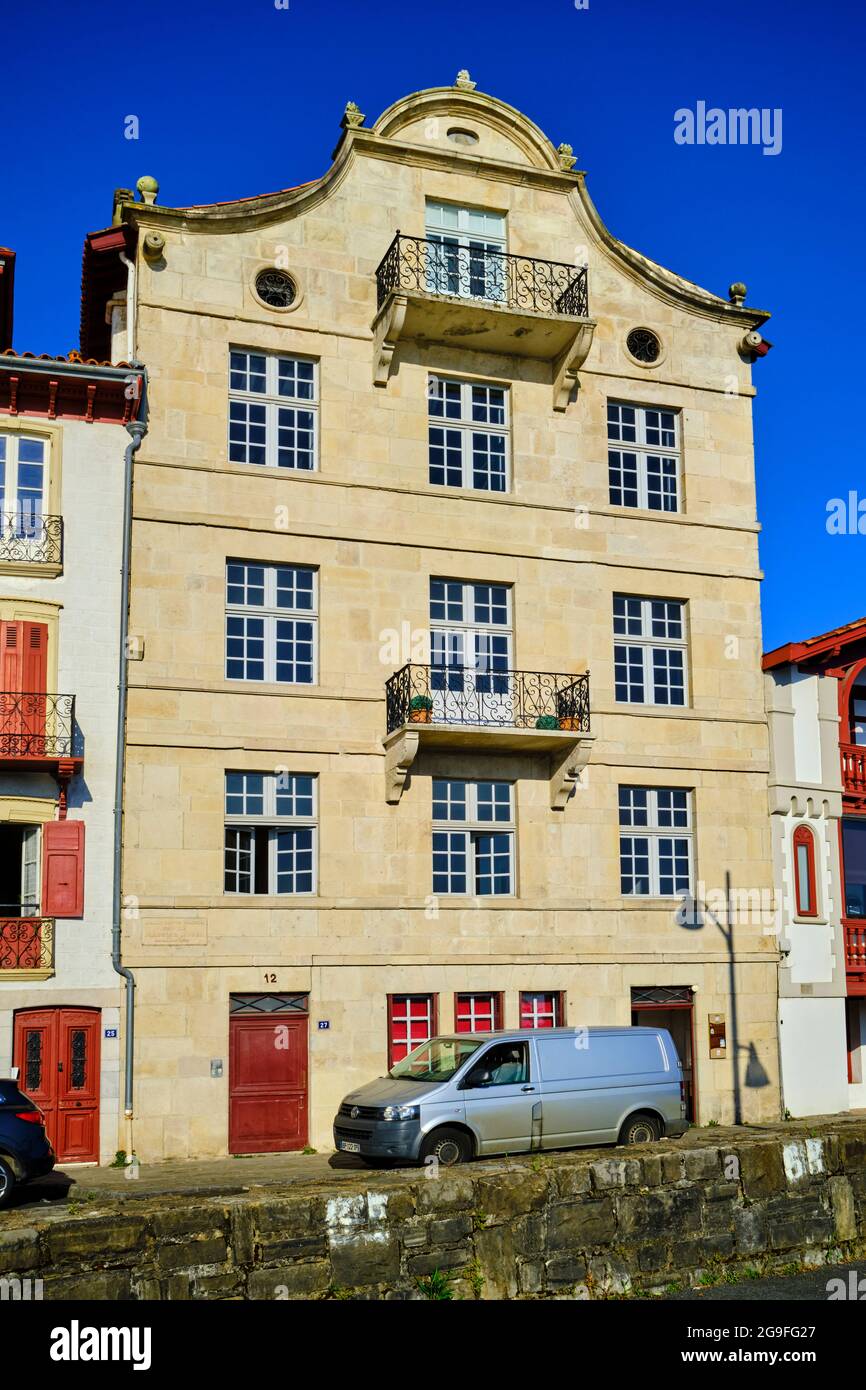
(340, 1140, 361, 1153)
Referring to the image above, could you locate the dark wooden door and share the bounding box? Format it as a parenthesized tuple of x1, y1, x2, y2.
(14, 1007, 100, 1162)
(229, 1013, 308, 1153)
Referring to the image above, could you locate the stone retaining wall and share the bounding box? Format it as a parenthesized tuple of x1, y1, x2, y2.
(2, 1123, 865, 1299)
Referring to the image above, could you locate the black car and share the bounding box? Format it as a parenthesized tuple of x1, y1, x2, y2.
(0, 1078, 55, 1207)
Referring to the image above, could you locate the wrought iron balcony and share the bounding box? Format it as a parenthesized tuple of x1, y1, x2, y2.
(382, 664, 593, 807)
(385, 663, 590, 735)
(0, 513, 63, 567)
(841, 742, 866, 798)
(0, 916, 54, 972)
(372, 234, 595, 404)
(0, 692, 76, 760)
(376, 233, 589, 318)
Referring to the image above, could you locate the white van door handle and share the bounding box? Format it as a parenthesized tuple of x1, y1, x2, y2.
(521, 1085, 535, 1092)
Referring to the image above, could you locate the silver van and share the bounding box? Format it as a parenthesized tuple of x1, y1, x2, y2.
(333, 1026, 688, 1167)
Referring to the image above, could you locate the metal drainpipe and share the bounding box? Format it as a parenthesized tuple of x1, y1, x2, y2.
(113, 403, 147, 1153)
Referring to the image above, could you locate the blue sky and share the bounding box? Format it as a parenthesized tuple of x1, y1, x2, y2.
(4, 0, 863, 649)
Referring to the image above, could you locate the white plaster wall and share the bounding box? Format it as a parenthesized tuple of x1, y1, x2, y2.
(0, 416, 126, 1157)
(791, 671, 822, 784)
(779, 997, 848, 1115)
(848, 1000, 866, 1110)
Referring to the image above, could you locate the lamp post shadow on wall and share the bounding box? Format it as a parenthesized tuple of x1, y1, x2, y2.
(676, 870, 770, 1126)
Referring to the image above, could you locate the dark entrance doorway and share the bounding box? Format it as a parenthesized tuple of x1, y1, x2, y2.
(631, 985, 697, 1122)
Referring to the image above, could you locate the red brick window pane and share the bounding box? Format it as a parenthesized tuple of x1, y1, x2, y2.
(455, 992, 498, 1033)
(389, 994, 435, 1064)
(520, 991, 560, 1028)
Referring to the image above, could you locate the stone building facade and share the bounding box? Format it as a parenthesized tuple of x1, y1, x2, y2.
(86, 76, 781, 1159)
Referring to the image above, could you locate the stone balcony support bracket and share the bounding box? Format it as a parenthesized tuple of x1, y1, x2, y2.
(549, 732, 595, 809)
(384, 726, 420, 802)
(372, 293, 409, 387)
(552, 320, 596, 412)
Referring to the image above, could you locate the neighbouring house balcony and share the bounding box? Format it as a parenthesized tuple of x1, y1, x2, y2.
(0, 692, 79, 773)
(845, 920, 866, 996)
(383, 663, 593, 806)
(0, 513, 63, 570)
(0, 915, 54, 975)
(372, 234, 595, 406)
(841, 742, 866, 800)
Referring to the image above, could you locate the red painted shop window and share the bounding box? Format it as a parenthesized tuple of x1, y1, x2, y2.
(387, 994, 437, 1066)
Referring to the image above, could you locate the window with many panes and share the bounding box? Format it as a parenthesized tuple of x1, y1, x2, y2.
(428, 377, 509, 492)
(519, 991, 563, 1028)
(429, 578, 512, 708)
(425, 202, 507, 302)
(454, 992, 502, 1032)
(224, 772, 316, 895)
(225, 561, 317, 684)
(0, 433, 47, 535)
(432, 779, 515, 896)
(619, 787, 693, 896)
(388, 994, 437, 1064)
(228, 350, 317, 470)
(613, 595, 688, 706)
(607, 402, 681, 512)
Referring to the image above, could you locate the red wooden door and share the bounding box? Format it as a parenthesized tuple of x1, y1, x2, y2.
(229, 1013, 308, 1154)
(0, 621, 47, 753)
(13, 1008, 100, 1162)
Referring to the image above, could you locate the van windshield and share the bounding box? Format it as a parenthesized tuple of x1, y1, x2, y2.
(389, 1037, 482, 1082)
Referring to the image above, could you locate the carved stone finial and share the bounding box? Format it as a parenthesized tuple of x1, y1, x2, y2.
(341, 100, 365, 130)
(136, 175, 159, 206)
(454, 69, 476, 91)
(557, 142, 577, 171)
(112, 188, 135, 225)
(728, 281, 747, 306)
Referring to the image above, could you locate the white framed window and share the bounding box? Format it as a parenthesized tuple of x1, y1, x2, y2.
(432, 779, 515, 896)
(619, 786, 693, 896)
(607, 402, 680, 512)
(388, 994, 437, 1065)
(429, 578, 513, 723)
(614, 595, 688, 706)
(228, 349, 318, 470)
(0, 433, 47, 535)
(425, 201, 507, 302)
(224, 771, 316, 895)
(428, 377, 509, 492)
(225, 561, 317, 684)
(455, 992, 501, 1032)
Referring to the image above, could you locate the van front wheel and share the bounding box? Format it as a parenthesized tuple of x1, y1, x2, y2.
(418, 1126, 472, 1168)
(619, 1113, 661, 1146)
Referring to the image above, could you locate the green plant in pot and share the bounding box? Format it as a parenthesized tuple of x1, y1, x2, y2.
(535, 714, 559, 730)
(409, 694, 433, 724)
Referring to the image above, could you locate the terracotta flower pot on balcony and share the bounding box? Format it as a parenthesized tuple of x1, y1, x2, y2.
(409, 696, 433, 723)
(558, 716, 579, 731)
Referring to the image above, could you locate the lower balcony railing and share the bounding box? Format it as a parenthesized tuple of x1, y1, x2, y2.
(385, 664, 591, 735)
(0, 692, 75, 759)
(0, 915, 54, 972)
(0, 512, 63, 566)
(841, 742, 866, 797)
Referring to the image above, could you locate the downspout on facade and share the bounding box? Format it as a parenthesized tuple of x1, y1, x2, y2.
(113, 399, 147, 1153)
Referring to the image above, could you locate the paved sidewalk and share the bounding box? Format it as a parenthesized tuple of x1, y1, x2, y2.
(13, 1110, 866, 1211)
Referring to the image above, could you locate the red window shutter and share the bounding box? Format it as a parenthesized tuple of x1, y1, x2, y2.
(0, 621, 22, 691)
(41, 821, 85, 918)
(22, 623, 48, 694)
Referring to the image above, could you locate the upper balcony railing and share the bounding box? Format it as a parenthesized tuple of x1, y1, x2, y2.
(0, 513, 63, 566)
(0, 693, 76, 760)
(385, 663, 591, 736)
(841, 742, 866, 797)
(375, 234, 590, 319)
(0, 915, 54, 972)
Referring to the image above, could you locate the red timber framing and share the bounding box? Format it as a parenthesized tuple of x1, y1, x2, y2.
(764, 616, 866, 995)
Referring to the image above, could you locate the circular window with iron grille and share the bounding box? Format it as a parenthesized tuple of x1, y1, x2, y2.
(626, 327, 662, 364)
(254, 268, 297, 309)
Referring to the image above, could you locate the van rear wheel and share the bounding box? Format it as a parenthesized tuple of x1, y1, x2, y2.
(419, 1126, 472, 1168)
(619, 1113, 661, 1146)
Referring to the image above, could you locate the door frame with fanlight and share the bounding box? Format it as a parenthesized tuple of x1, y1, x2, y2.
(630, 985, 698, 1123)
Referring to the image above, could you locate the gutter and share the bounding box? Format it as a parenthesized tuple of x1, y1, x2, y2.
(0, 356, 140, 381)
(113, 387, 147, 1145)
(118, 252, 136, 363)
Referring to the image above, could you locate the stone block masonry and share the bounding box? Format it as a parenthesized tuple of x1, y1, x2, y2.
(2, 1120, 865, 1299)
